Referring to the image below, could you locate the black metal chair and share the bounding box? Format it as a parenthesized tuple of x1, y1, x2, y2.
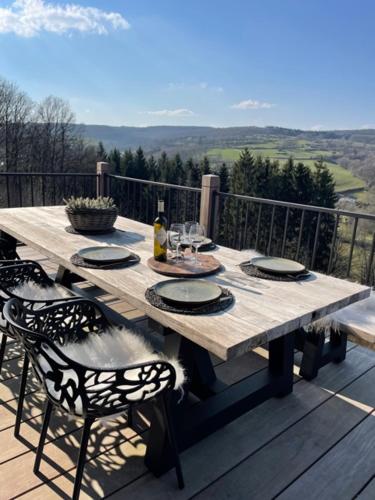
(4, 298, 184, 499)
(0, 260, 77, 436)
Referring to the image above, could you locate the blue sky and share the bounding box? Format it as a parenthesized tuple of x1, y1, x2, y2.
(0, 0, 374, 129)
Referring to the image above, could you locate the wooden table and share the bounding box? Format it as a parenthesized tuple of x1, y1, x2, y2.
(0, 206, 370, 475)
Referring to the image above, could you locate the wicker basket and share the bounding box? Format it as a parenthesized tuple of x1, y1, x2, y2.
(65, 207, 118, 232)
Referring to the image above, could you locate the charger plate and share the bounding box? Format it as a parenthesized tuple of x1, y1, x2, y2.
(78, 246, 131, 264)
(154, 279, 222, 306)
(251, 256, 305, 275)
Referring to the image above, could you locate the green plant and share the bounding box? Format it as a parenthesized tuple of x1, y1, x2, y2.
(64, 196, 116, 210)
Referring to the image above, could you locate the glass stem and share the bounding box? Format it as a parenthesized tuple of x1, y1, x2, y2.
(194, 245, 198, 265)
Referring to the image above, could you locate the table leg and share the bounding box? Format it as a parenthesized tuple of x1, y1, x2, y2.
(269, 333, 294, 396)
(55, 265, 84, 289)
(145, 331, 295, 476)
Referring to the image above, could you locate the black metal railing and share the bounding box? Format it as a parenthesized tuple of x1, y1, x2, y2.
(213, 191, 375, 285)
(107, 174, 201, 225)
(0, 171, 374, 286)
(0, 172, 98, 208)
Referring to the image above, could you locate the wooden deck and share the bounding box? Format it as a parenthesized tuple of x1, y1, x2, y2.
(1, 247, 375, 499)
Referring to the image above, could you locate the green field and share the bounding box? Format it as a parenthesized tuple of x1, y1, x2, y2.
(206, 145, 365, 193)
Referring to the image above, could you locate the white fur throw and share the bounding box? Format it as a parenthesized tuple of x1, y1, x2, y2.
(11, 281, 72, 301)
(59, 325, 186, 389)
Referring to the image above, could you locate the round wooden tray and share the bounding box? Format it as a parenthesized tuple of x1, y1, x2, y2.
(147, 254, 222, 278)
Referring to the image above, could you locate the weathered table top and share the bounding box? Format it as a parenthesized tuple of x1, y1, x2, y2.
(0, 206, 370, 360)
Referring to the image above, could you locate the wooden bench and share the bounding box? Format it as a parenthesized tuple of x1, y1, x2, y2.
(297, 292, 375, 379)
(334, 291, 375, 351)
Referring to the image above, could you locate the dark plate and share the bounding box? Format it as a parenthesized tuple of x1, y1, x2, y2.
(251, 256, 306, 275)
(154, 279, 222, 306)
(77, 246, 131, 264)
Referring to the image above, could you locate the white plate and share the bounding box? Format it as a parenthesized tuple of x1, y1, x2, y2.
(251, 257, 305, 275)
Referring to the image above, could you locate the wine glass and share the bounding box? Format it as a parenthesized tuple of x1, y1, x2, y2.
(184, 221, 197, 260)
(168, 223, 184, 261)
(189, 223, 206, 266)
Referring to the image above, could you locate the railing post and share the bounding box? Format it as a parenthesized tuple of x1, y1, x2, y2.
(96, 162, 112, 197)
(199, 174, 220, 239)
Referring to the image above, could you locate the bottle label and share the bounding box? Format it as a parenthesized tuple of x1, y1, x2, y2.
(155, 228, 167, 245)
(158, 200, 165, 213)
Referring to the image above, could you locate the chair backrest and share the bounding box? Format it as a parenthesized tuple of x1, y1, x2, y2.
(0, 261, 51, 298)
(4, 298, 177, 418)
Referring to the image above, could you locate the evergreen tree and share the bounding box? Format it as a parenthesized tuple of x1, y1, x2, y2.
(108, 148, 121, 175)
(173, 153, 186, 185)
(230, 148, 256, 195)
(186, 158, 201, 187)
(158, 151, 170, 182)
(96, 141, 107, 162)
(226, 149, 257, 248)
(279, 157, 297, 202)
(218, 163, 229, 193)
(133, 147, 149, 179)
(122, 149, 134, 177)
(147, 155, 160, 181)
(295, 162, 314, 204)
(200, 156, 211, 177)
(312, 158, 338, 208)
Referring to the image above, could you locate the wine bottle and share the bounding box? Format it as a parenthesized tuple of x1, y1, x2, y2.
(154, 200, 168, 262)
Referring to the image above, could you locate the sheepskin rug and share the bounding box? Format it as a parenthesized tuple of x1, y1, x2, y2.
(59, 325, 186, 390)
(11, 281, 73, 301)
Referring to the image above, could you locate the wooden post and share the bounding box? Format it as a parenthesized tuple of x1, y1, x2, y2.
(199, 174, 220, 239)
(96, 162, 112, 197)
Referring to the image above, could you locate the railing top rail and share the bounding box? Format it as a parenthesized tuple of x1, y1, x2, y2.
(217, 191, 375, 222)
(108, 174, 202, 192)
(0, 172, 98, 177)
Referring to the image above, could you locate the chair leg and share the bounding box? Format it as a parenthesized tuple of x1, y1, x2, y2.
(72, 417, 94, 500)
(0, 333, 7, 376)
(127, 406, 133, 427)
(14, 354, 29, 438)
(161, 393, 185, 489)
(34, 400, 53, 474)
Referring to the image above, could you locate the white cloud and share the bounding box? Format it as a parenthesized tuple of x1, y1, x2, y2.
(231, 99, 274, 110)
(168, 82, 224, 93)
(0, 0, 130, 37)
(310, 124, 325, 131)
(144, 108, 195, 117)
(360, 124, 375, 129)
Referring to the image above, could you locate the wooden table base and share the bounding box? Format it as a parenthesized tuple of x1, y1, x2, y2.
(144, 329, 295, 477)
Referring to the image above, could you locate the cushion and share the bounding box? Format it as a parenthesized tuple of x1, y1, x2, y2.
(59, 325, 186, 390)
(11, 281, 73, 301)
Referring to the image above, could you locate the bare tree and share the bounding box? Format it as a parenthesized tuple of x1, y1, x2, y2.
(0, 78, 33, 171)
(31, 96, 76, 173)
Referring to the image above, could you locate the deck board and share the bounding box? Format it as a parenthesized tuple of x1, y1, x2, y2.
(0, 247, 374, 499)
